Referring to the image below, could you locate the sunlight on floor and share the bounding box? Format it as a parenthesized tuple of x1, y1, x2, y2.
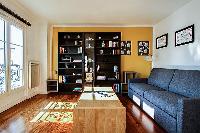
(30, 102, 77, 123)
(142, 115, 154, 132)
(30, 112, 73, 123)
(44, 102, 77, 109)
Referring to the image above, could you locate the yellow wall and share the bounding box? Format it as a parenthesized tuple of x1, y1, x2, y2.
(52, 27, 153, 80)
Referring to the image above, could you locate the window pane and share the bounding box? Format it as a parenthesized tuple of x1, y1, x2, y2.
(10, 44, 23, 89)
(0, 41, 6, 93)
(0, 18, 5, 42)
(10, 25, 23, 45)
(10, 25, 24, 89)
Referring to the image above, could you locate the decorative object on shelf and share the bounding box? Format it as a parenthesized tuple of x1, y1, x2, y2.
(97, 76, 106, 80)
(113, 36, 119, 40)
(156, 33, 168, 49)
(73, 60, 82, 62)
(109, 41, 113, 47)
(60, 47, 65, 53)
(97, 65, 100, 72)
(88, 58, 93, 63)
(85, 73, 93, 82)
(99, 50, 104, 55)
(73, 87, 82, 92)
(102, 41, 105, 47)
(76, 79, 82, 83)
(74, 41, 78, 45)
(115, 72, 119, 80)
(86, 37, 94, 41)
(113, 84, 120, 93)
(58, 75, 69, 84)
(121, 41, 131, 55)
(138, 41, 149, 56)
(89, 68, 93, 72)
(175, 24, 194, 47)
(62, 57, 72, 62)
(77, 47, 82, 53)
(65, 63, 68, 68)
(77, 35, 81, 39)
(113, 65, 118, 72)
(63, 76, 68, 84)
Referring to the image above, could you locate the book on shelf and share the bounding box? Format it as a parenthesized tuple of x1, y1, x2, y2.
(73, 87, 82, 92)
(58, 75, 69, 84)
(113, 84, 120, 93)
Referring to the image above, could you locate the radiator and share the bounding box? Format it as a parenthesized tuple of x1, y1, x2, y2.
(28, 61, 40, 89)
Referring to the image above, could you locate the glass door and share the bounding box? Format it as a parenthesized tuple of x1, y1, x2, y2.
(0, 19, 6, 93)
(84, 33, 95, 87)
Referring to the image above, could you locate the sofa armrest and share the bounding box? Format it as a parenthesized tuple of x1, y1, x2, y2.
(128, 78, 148, 84)
(177, 98, 200, 133)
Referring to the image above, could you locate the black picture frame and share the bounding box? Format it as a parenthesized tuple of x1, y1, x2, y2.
(175, 24, 194, 47)
(156, 33, 168, 49)
(138, 41, 149, 56)
(121, 41, 131, 55)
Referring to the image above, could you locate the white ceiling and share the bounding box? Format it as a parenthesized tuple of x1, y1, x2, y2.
(14, 0, 191, 26)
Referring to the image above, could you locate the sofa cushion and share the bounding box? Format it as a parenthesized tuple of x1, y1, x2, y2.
(144, 90, 186, 118)
(169, 70, 200, 98)
(148, 68, 175, 90)
(130, 83, 162, 97)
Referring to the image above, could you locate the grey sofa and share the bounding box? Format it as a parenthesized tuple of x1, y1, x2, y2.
(128, 68, 200, 133)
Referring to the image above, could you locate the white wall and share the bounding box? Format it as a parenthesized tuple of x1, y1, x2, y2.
(0, 0, 48, 113)
(153, 0, 200, 70)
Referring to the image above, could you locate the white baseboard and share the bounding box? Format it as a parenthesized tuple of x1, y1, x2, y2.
(0, 91, 39, 113)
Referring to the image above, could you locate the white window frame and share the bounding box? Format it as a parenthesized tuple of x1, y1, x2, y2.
(0, 10, 27, 94)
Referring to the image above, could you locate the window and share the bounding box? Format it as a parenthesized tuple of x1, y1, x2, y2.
(0, 17, 24, 94)
(10, 25, 24, 89)
(0, 18, 6, 93)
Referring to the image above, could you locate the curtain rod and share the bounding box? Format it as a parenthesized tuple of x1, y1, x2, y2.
(0, 3, 31, 26)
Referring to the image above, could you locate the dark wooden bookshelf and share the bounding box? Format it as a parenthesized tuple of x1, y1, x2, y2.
(57, 32, 121, 93)
(95, 32, 121, 87)
(58, 32, 84, 93)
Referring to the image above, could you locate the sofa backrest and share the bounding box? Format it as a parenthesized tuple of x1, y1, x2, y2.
(148, 68, 175, 90)
(169, 70, 200, 98)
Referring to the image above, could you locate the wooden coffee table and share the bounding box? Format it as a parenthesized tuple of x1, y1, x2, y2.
(72, 87, 126, 133)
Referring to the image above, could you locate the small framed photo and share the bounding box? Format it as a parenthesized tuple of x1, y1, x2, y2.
(121, 41, 131, 55)
(175, 24, 194, 46)
(138, 41, 149, 56)
(156, 33, 168, 49)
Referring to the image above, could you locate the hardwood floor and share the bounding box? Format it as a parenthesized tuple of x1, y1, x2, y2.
(118, 94, 166, 133)
(0, 93, 165, 133)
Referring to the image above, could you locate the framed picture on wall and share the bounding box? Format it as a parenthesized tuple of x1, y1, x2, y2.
(156, 33, 168, 49)
(138, 41, 149, 56)
(121, 41, 131, 55)
(175, 24, 194, 47)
